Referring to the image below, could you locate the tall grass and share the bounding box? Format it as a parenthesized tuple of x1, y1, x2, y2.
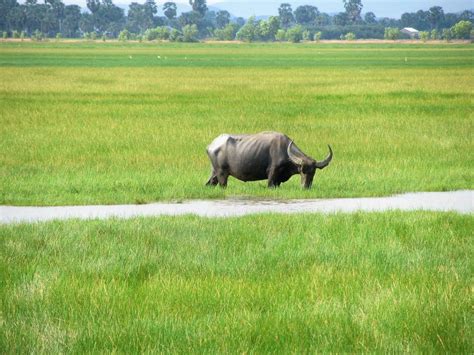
(1, 212, 472, 352)
(1, 43, 472, 205)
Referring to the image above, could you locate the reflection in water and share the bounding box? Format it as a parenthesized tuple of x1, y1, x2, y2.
(1, 190, 472, 224)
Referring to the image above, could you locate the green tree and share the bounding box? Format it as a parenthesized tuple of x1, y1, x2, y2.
(87, 0, 124, 37)
(98, 1, 124, 37)
(278, 3, 294, 29)
(458, 10, 473, 22)
(286, 24, 303, 42)
(401, 12, 416, 28)
(451, 20, 472, 39)
(256, 16, 279, 41)
(314, 13, 330, 26)
(6, 5, 27, 34)
(430, 29, 438, 40)
(182, 23, 198, 41)
(294, 5, 318, 26)
(178, 11, 200, 27)
(145, 0, 157, 24)
(333, 12, 349, 26)
(415, 10, 430, 30)
(144, 26, 169, 40)
(118, 28, 130, 40)
(0, 0, 18, 32)
(443, 13, 460, 28)
(156, 26, 169, 39)
(46, 0, 65, 34)
(189, 0, 207, 16)
(214, 22, 238, 40)
(344, 32, 356, 40)
(343, 0, 363, 23)
(200, 9, 217, 37)
(215, 10, 230, 29)
(62, 4, 81, 37)
(313, 31, 321, 41)
(24, 1, 40, 34)
(378, 16, 399, 28)
(384, 27, 399, 40)
(428, 6, 444, 29)
(32, 28, 43, 40)
(442, 28, 451, 42)
(86, 0, 100, 14)
(127, 1, 156, 34)
(79, 12, 94, 34)
(143, 26, 156, 39)
(419, 31, 429, 42)
(364, 11, 376, 24)
(236, 16, 257, 41)
(256, 18, 270, 40)
(169, 28, 181, 41)
(26, 2, 56, 37)
(302, 29, 311, 41)
(267, 16, 280, 39)
(163, 2, 176, 20)
(275, 28, 286, 41)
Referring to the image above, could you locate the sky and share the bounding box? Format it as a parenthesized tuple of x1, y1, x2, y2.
(60, 0, 473, 18)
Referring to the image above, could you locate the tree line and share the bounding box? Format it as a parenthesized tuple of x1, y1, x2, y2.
(0, 0, 472, 41)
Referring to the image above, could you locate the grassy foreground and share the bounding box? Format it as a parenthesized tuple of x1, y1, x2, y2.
(1, 42, 473, 205)
(1, 212, 472, 352)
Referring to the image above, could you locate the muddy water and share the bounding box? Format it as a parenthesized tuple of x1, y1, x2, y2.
(1, 190, 472, 225)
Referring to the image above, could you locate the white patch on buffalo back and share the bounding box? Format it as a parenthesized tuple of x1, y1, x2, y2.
(207, 134, 230, 153)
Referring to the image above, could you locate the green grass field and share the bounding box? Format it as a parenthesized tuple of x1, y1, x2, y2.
(1, 42, 473, 352)
(1, 42, 473, 205)
(1, 212, 472, 352)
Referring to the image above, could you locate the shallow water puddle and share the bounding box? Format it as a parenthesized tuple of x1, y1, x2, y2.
(1, 190, 472, 224)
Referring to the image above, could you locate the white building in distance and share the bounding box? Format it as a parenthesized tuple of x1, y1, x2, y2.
(401, 27, 420, 39)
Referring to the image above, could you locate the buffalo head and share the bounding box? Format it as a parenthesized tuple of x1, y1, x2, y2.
(287, 142, 333, 189)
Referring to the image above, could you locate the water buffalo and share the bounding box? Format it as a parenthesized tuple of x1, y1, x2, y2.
(205, 131, 333, 188)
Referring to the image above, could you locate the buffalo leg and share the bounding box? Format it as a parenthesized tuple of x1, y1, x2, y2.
(206, 175, 218, 186)
(268, 180, 277, 188)
(267, 169, 279, 188)
(206, 170, 218, 186)
(217, 170, 229, 187)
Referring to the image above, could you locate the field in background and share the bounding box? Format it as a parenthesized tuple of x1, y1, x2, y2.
(1, 42, 473, 205)
(1, 212, 472, 352)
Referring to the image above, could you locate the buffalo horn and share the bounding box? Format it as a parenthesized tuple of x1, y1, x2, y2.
(287, 142, 303, 166)
(315, 145, 333, 169)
